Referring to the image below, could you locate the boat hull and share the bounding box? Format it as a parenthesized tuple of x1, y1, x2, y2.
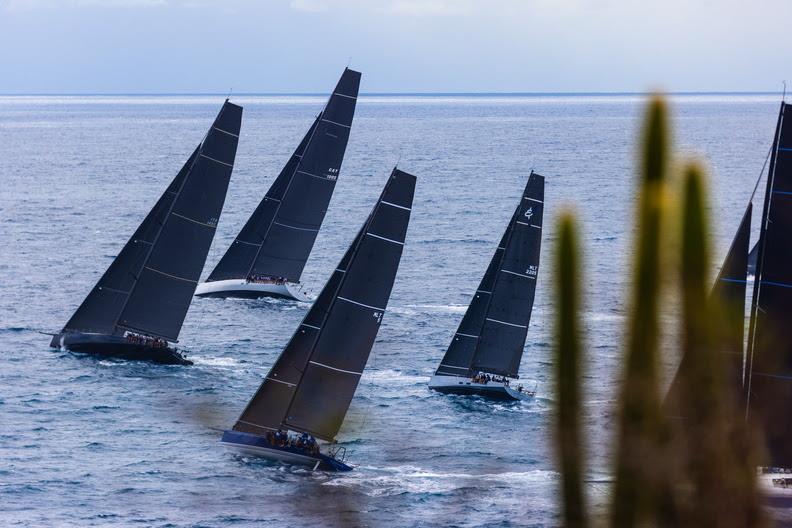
(50, 332, 192, 365)
(428, 374, 530, 401)
(220, 430, 352, 472)
(194, 279, 310, 302)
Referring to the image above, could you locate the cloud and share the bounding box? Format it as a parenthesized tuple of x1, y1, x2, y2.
(286, 0, 473, 17)
(1, 0, 166, 10)
(383, 0, 472, 16)
(289, 0, 329, 12)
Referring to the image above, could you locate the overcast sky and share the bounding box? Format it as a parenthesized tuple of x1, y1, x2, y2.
(0, 0, 789, 93)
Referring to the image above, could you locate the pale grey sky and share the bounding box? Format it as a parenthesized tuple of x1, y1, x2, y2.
(0, 0, 789, 93)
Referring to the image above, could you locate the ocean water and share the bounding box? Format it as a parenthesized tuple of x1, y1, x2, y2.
(0, 93, 781, 527)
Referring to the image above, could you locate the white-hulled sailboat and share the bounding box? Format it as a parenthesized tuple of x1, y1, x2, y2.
(196, 68, 361, 301)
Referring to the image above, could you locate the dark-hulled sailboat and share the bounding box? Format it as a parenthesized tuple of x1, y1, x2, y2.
(221, 168, 416, 471)
(666, 102, 792, 481)
(196, 68, 361, 301)
(50, 100, 243, 365)
(429, 172, 544, 400)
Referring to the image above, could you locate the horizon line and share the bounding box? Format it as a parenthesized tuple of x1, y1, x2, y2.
(0, 90, 783, 97)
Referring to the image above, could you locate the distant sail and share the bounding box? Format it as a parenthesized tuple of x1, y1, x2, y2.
(747, 241, 758, 276)
(745, 102, 792, 467)
(664, 202, 752, 416)
(233, 168, 416, 442)
(206, 68, 361, 285)
(60, 101, 243, 342)
(435, 172, 544, 379)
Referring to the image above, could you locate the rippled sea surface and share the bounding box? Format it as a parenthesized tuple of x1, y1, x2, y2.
(0, 93, 781, 527)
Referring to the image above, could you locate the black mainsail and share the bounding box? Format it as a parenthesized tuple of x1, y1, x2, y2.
(232, 168, 415, 442)
(435, 172, 544, 379)
(745, 102, 792, 467)
(203, 68, 361, 293)
(52, 100, 243, 360)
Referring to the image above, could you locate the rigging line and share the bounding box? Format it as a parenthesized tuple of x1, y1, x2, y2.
(749, 143, 774, 202)
(748, 91, 788, 202)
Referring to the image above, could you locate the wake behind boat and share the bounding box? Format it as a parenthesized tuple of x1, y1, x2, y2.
(221, 168, 416, 471)
(429, 172, 544, 401)
(196, 68, 361, 302)
(49, 100, 243, 365)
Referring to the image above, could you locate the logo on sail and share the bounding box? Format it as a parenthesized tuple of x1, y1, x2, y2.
(527, 265, 538, 277)
(524, 207, 533, 221)
(373, 311, 383, 323)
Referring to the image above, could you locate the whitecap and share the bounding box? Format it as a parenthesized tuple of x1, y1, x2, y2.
(190, 356, 242, 369)
(323, 465, 557, 496)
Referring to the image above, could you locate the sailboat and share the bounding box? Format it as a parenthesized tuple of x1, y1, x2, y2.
(49, 100, 243, 365)
(221, 168, 416, 471)
(745, 101, 792, 472)
(666, 101, 792, 483)
(428, 172, 544, 400)
(196, 68, 362, 301)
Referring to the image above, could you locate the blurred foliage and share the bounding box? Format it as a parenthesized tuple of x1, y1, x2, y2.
(553, 96, 766, 527)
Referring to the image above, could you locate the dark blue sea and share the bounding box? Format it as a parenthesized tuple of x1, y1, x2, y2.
(0, 93, 781, 527)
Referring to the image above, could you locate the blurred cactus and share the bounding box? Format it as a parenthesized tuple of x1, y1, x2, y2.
(554, 211, 588, 528)
(610, 96, 671, 527)
(552, 96, 765, 527)
(675, 165, 766, 527)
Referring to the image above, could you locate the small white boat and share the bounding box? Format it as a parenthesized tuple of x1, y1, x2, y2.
(194, 278, 310, 301)
(428, 374, 532, 401)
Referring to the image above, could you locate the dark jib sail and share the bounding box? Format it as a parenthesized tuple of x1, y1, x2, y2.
(664, 202, 752, 417)
(232, 168, 415, 443)
(435, 172, 544, 379)
(204, 68, 361, 290)
(51, 100, 243, 361)
(746, 102, 792, 467)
